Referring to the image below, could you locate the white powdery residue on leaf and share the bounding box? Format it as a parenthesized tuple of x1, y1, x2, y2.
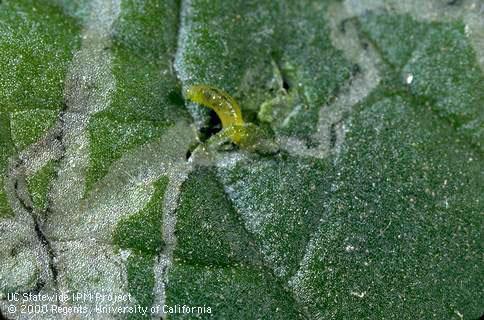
(119, 249, 131, 261)
(214, 152, 246, 170)
(215, 157, 324, 280)
(0, 144, 61, 318)
(26, 0, 126, 316)
(173, 0, 195, 87)
(287, 226, 323, 309)
(275, 1, 382, 160)
(47, 122, 194, 241)
(463, 2, 484, 71)
(0, 215, 52, 303)
(344, 0, 462, 21)
(48, 120, 193, 316)
(52, 239, 132, 318)
(287, 217, 346, 319)
(217, 160, 276, 236)
(292, 2, 382, 160)
(152, 161, 193, 317)
(50, 0, 120, 214)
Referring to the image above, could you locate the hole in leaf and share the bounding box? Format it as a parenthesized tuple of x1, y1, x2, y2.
(282, 78, 290, 91)
(339, 18, 351, 33)
(185, 149, 192, 160)
(199, 110, 222, 142)
(168, 90, 185, 107)
(351, 64, 361, 76)
(447, 0, 461, 5)
(185, 140, 199, 160)
(330, 123, 337, 149)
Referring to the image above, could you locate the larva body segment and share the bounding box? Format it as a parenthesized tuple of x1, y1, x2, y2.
(185, 84, 246, 145)
(185, 85, 244, 128)
(185, 84, 279, 154)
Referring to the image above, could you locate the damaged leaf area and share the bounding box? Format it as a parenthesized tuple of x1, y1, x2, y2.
(0, 0, 483, 319)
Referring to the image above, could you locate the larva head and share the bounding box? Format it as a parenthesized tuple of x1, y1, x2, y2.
(185, 85, 208, 105)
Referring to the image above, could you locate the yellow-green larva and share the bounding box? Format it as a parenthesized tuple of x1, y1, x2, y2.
(185, 84, 279, 154)
(186, 85, 244, 127)
(185, 84, 250, 145)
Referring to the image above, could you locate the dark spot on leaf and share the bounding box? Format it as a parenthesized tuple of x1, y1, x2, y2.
(330, 123, 337, 149)
(185, 141, 198, 160)
(282, 78, 290, 91)
(9, 246, 17, 257)
(199, 110, 222, 142)
(278, 150, 289, 161)
(168, 90, 184, 107)
(306, 139, 320, 149)
(29, 279, 46, 295)
(54, 131, 63, 143)
(447, 0, 462, 6)
(278, 65, 291, 92)
(339, 18, 351, 33)
(33, 221, 58, 283)
(351, 64, 361, 76)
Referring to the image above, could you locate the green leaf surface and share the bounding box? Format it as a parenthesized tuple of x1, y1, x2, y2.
(0, 1, 482, 319)
(360, 13, 484, 152)
(0, 0, 80, 216)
